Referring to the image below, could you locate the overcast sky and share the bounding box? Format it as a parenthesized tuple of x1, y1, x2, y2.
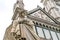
(0, 0, 43, 40)
(0, 0, 16, 40)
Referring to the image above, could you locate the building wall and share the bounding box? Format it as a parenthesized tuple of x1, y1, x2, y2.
(40, 0, 60, 22)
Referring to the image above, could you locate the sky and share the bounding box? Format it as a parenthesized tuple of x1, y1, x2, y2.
(0, 0, 43, 40)
(0, 0, 16, 40)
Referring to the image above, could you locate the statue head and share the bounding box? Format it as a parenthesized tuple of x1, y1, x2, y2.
(16, 0, 24, 9)
(17, 0, 23, 3)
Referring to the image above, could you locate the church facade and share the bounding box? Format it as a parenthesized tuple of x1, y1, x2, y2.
(3, 0, 60, 40)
